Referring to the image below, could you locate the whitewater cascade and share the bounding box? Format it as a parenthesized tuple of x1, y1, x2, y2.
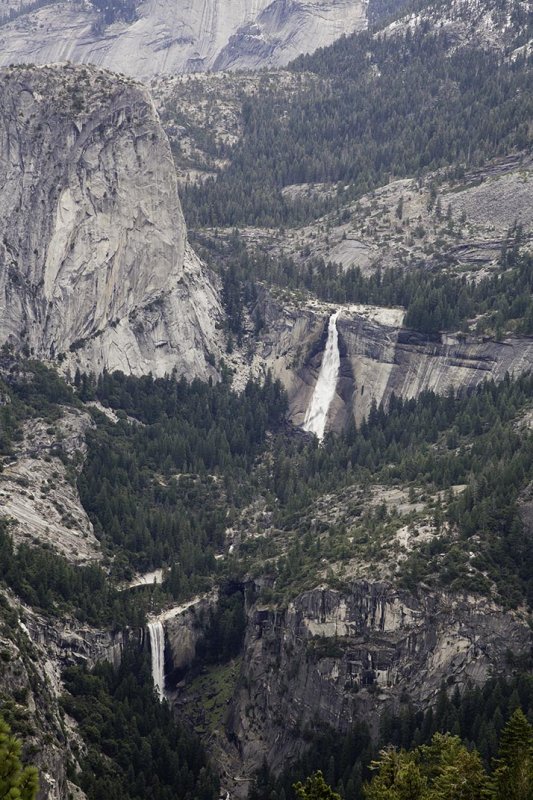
(303, 310, 341, 440)
(147, 621, 165, 700)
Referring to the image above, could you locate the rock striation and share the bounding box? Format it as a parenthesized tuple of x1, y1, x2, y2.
(0, 63, 222, 379)
(0, 589, 133, 800)
(0, 0, 367, 80)
(213, 0, 368, 71)
(225, 583, 531, 786)
(250, 292, 533, 431)
(0, 406, 101, 563)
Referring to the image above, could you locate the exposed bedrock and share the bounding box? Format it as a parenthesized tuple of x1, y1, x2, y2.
(225, 583, 530, 784)
(251, 292, 533, 430)
(0, 63, 222, 380)
(0, 0, 367, 79)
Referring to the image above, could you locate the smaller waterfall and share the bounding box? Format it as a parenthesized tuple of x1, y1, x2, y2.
(303, 310, 341, 440)
(147, 621, 165, 701)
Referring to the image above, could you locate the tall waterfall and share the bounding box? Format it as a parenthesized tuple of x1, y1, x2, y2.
(147, 621, 165, 701)
(303, 310, 341, 440)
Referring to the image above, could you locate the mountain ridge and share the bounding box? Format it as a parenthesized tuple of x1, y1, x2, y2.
(0, 0, 369, 79)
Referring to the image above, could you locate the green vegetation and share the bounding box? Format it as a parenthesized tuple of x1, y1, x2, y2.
(2, 354, 533, 615)
(365, 732, 492, 800)
(0, 362, 149, 626)
(79, 371, 287, 578)
(0, 715, 38, 800)
(169, 591, 246, 738)
(62, 647, 219, 800)
(182, 0, 531, 229)
(241, 372, 533, 607)
(364, 712, 533, 800)
(0, 357, 77, 457)
(198, 222, 533, 338)
(194, 591, 247, 665)
(184, 659, 241, 737)
(252, 676, 533, 800)
(0, 519, 146, 627)
(294, 772, 341, 800)
(492, 707, 533, 800)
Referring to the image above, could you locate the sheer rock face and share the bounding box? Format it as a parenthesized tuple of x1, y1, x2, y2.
(0, 0, 367, 80)
(226, 584, 530, 785)
(0, 408, 101, 564)
(250, 292, 533, 431)
(0, 64, 221, 379)
(212, 0, 368, 71)
(0, 589, 131, 800)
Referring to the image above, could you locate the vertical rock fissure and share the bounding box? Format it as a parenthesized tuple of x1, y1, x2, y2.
(303, 310, 341, 440)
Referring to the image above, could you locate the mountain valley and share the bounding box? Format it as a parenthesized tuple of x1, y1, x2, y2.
(0, 0, 532, 798)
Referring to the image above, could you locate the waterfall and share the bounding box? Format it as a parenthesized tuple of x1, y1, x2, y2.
(303, 310, 341, 440)
(147, 621, 165, 701)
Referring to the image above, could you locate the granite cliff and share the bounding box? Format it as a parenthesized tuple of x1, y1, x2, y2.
(0, 586, 130, 800)
(154, 581, 531, 795)
(0, 0, 367, 79)
(223, 584, 530, 785)
(0, 63, 222, 379)
(243, 293, 533, 433)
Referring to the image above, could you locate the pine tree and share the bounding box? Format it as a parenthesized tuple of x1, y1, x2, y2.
(364, 748, 427, 800)
(492, 708, 533, 800)
(293, 771, 341, 800)
(0, 716, 38, 800)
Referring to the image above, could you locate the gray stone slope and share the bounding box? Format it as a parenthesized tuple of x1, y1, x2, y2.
(0, 63, 222, 379)
(0, 0, 367, 79)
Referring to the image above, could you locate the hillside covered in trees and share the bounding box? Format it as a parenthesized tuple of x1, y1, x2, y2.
(181, 0, 531, 229)
(253, 679, 533, 800)
(0, 0, 531, 793)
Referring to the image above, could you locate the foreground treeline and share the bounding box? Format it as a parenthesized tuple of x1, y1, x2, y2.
(0, 714, 38, 800)
(365, 712, 531, 800)
(253, 676, 533, 800)
(298, 714, 532, 800)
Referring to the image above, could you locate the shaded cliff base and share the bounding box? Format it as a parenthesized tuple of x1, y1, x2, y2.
(161, 580, 531, 798)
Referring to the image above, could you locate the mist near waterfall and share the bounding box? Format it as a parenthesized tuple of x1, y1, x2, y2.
(148, 621, 166, 701)
(303, 310, 341, 440)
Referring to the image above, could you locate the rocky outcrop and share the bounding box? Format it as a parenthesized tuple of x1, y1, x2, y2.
(250, 293, 533, 431)
(225, 583, 530, 786)
(0, 407, 101, 563)
(213, 0, 367, 71)
(69, 244, 223, 379)
(0, 0, 367, 79)
(0, 63, 222, 379)
(0, 590, 134, 800)
(340, 320, 533, 427)
(163, 592, 218, 679)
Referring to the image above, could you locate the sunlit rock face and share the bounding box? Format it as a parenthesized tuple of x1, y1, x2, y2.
(249, 292, 533, 432)
(0, 0, 367, 79)
(0, 63, 222, 379)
